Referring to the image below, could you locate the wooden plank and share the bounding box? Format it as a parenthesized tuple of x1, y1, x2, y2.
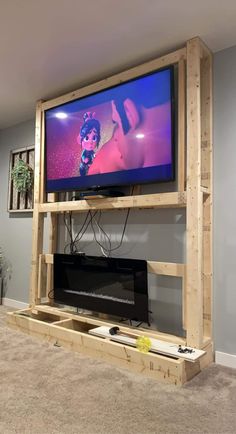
(37, 254, 47, 299)
(29, 101, 44, 306)
(182, 268, 187, 331)
(7, 150, 14, 211)
(51, 327, 184, 385)
(7, 209, 33, 214)
(201, 186, 210, 194)
(148, 261, 185, 277)
(45, 253, 54, 264)
(45, 254, 185, 278)
(200, 53, 212, 190)
(8, 145, 34, 155)
(200, 44, 213, 340)
(47, 193, 57, 203)
(181, 359, 200, 383)
(42, 48, 186, 111)
(46, 212, 58, 304)
(30, 209, 44, 305)
(19, 151, 27, 210)
(177, 57, 186, 191)
(38, 192, 187, 214)
(35, 304, 186, 345)
(186, 38, 203, 348)
(199, 342, 213, 370)
(33, 101, 43, 207)
(12, 153, 20, 210)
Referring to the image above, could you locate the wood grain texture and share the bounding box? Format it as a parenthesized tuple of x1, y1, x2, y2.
(29, 101, 44, 306)
(186, 38, 203, 348)
(38, 192, 187, 213)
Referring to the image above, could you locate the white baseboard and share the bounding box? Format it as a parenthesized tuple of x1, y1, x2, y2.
(215, 351, 236, 369)
(2, 297, 28, 310)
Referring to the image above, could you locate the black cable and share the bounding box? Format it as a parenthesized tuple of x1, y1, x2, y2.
(63, 210, 95, 254)
(63, 195, 131, 256)
(92, 208, 130, 256)
(63, 212, 75, 254)
(48, 289, 54, 300)
(72, 211, 91, 250)
(72, 210, 99, 251)
(90, 211, 112, 255)
(87, 187, 133, 256)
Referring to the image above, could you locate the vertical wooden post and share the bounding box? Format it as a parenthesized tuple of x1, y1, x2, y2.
(46, 209, 58, 303)
(186, 38, 203, 347)
(29, 101, 44, 306)
(200, 45, 213, 339)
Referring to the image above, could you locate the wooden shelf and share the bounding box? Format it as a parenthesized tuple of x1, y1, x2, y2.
(39, 192, 187, 214)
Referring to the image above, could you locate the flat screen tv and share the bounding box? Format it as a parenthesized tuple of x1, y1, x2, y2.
(53, 254, 149, 322)
(45, 66, 175, 193)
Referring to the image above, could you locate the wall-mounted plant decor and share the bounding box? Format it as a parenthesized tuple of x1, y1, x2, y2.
(11, 159, 33, 193)
(8, 146, 35, 212)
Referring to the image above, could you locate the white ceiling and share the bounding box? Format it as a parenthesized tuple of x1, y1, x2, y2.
(1, 0, 236, 130)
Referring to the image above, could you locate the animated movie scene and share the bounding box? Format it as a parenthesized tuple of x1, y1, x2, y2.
(45, 67, 174, 191)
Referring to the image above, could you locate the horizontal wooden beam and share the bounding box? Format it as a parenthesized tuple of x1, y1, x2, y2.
(10, 144, 35, 155)
(43, 254, 185, 278)
(42, 48, 186, 111)
(148, 261, 185, 277)
(34, 305, 186, 345)
(39, 192, 187, 214)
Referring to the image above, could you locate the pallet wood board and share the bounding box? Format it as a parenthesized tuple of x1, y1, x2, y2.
(8, 146, 35, 212)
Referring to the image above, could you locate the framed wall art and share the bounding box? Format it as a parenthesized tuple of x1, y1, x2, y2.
(8, 145, 35, 212)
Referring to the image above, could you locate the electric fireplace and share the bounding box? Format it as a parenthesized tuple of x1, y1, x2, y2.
(53, 254, 148, 322)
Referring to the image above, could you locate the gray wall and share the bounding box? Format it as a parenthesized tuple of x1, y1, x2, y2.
(214, 46, 236, 355)
(0, 120, 35, 303)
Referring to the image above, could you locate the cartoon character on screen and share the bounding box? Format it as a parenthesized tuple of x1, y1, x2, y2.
(78, 112, 101, 176)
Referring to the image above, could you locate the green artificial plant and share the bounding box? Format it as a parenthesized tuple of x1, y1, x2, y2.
(11, 159, 33, 193)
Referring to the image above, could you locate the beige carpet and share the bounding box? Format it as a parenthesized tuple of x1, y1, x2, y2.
(0, 306, 236, 434)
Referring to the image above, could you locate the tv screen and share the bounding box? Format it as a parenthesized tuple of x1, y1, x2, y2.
(45, 66, 175, 192)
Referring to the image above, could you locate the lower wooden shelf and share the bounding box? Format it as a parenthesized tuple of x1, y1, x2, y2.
(7, 306, 213, 386)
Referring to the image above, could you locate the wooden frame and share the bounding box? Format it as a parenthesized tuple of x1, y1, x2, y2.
(8, 145, 35, 213)
(7, 37, 213, 385)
